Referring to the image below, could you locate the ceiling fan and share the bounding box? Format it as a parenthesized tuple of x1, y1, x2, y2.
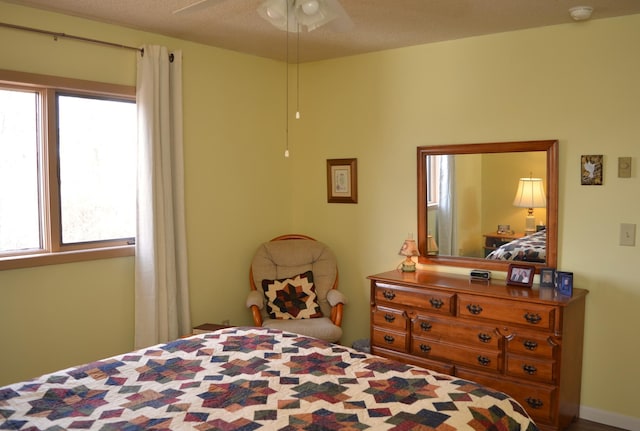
(173, 0, 353, 32)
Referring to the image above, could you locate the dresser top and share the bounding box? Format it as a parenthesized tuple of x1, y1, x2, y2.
(368, 270, 588, 306)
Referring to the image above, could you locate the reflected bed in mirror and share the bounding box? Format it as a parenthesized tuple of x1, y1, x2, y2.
(417, 140, 558, 273)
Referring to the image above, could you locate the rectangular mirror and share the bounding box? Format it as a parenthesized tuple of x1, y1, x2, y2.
(417, 140, 558, 272)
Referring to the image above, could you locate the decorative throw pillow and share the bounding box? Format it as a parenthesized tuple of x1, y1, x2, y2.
(261, 271, 323, 320)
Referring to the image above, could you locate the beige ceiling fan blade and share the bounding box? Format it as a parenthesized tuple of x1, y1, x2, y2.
(172, 0, 227, 15)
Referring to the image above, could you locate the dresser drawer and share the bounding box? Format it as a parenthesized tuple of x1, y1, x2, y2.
(507, 331, 558, 359)
(507, 355, 556, 384)
(458, 294, 557, 330)
(371, 346, 455, 376)
(411, 338, 503, 372)
(457, 368, 556, 425)
(412, 314, 501, 350)
(372, 327, 407, 353)
(374, 282, 455, 315)
(372, 306, 407, 331)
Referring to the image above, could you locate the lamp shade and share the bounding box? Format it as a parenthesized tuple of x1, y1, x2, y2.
(426, 235, 438, 255)
(294, 0, 337, 31)
(399, 238, 420, 257)
(512, 178, 546, 209)
(257, 0, 295, 32)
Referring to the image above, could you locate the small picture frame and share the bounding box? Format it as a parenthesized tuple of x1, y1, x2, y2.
(556, 271, 574, 297)
(497, 224, 511, 234)
(506, 263, 535, 288)
(539, 267, 556, 288)
(326, 158, 358, 203)
(581, 154, 603, 185)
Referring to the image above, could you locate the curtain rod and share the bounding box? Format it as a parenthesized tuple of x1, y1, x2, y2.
(0, 21, 143, 54)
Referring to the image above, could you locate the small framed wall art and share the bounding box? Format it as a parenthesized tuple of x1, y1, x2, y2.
(326, 158, 358, 204)
(581, 154, 603, 185)
(506, 263, 535, 288)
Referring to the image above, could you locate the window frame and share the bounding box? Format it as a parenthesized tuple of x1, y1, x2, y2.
(426, 155, 439, 208)
(0, 69, 135, 271)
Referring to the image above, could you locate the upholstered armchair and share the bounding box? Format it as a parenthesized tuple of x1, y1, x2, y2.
(246, 234, 347, 343)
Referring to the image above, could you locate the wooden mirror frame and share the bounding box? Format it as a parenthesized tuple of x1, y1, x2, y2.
(417, 140, 558, 273)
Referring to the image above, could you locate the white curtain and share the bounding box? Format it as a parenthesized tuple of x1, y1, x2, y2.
(437, 155, 457, 255)
(135, 45, 191, 348)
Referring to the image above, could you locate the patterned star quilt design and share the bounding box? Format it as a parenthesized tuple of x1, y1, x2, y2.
(0, 327, 539, 430)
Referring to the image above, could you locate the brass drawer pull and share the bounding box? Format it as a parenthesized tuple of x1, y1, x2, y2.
(477, 356, 491, 366)
(523, 364, 538, 375)
(523, 340, 538, 350)
(383, 290, 396, 300)
(420, 344, 431, 353)
(467, 304, 483, 315)
(384, 314, 396, 323)
(429, 298, 444, 309)
(383, 335, 395, 344)
(525, 398, 544, 409)
(420, 321, 432, 331)
(478, 333, 492, 343)
(524, 313, 542, 324)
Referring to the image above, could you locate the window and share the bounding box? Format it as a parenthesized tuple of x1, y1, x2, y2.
(425, 155, 440, 207)
(0, 70, 136, 270)
(57, 94, 136, 244)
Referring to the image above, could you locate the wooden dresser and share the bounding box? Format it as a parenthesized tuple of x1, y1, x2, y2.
(368, 270, 588, 431)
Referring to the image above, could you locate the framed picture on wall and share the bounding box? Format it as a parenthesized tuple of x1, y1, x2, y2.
(506, 263, 535, 288)
(581, 154, 603, 185)
(326, 158, 358, 203)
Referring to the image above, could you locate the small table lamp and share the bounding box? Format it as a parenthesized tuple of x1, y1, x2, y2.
(513, 177, 546, 235)
(399, 236, 420, 272)
(427, 234, 439, 256)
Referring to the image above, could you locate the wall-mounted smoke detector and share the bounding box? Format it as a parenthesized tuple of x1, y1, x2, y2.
(569, 6, 593, 21)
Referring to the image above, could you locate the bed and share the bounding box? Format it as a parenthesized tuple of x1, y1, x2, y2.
(0, 327, 539, 430)
(486, 230, 546, 263)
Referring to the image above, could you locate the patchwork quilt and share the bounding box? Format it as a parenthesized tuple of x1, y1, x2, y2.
(0, 327, 539, 430)
(486, 230, 546, 263)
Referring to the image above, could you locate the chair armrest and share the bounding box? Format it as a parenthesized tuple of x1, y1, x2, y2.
(327, 289, 347, 306)
(246, 290, 264, 309)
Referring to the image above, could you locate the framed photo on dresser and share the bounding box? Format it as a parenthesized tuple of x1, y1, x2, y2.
(539, 267, 556, 288)
(506, 263, 535, 288)
(556, 271, 574, 297)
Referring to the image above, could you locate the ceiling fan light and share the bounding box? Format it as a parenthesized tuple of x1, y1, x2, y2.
(300, 0, 319, 15)
(295, 0, 336, 31)
(258, 0, 293, 31)
(266, 7, 283, 20)
(259, 0, 346, 32)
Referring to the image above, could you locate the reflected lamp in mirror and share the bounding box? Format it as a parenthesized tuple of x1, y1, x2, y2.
(513, 177, 546, 235)
(399, 236, 420, 272)
(427, 235, 439, 256)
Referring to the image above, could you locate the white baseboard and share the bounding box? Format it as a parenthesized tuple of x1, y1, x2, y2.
(580, 405, 639, 430)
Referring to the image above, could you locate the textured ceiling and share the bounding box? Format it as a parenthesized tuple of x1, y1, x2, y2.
(3, 0, 640, 63)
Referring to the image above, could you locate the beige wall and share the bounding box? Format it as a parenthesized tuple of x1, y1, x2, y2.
(482, 151, 547, 234)
(1, 0, 639, 425)
(291, 15, 640, 425)
(0, 1, 289, 383)
(455, 154, 483, 256)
